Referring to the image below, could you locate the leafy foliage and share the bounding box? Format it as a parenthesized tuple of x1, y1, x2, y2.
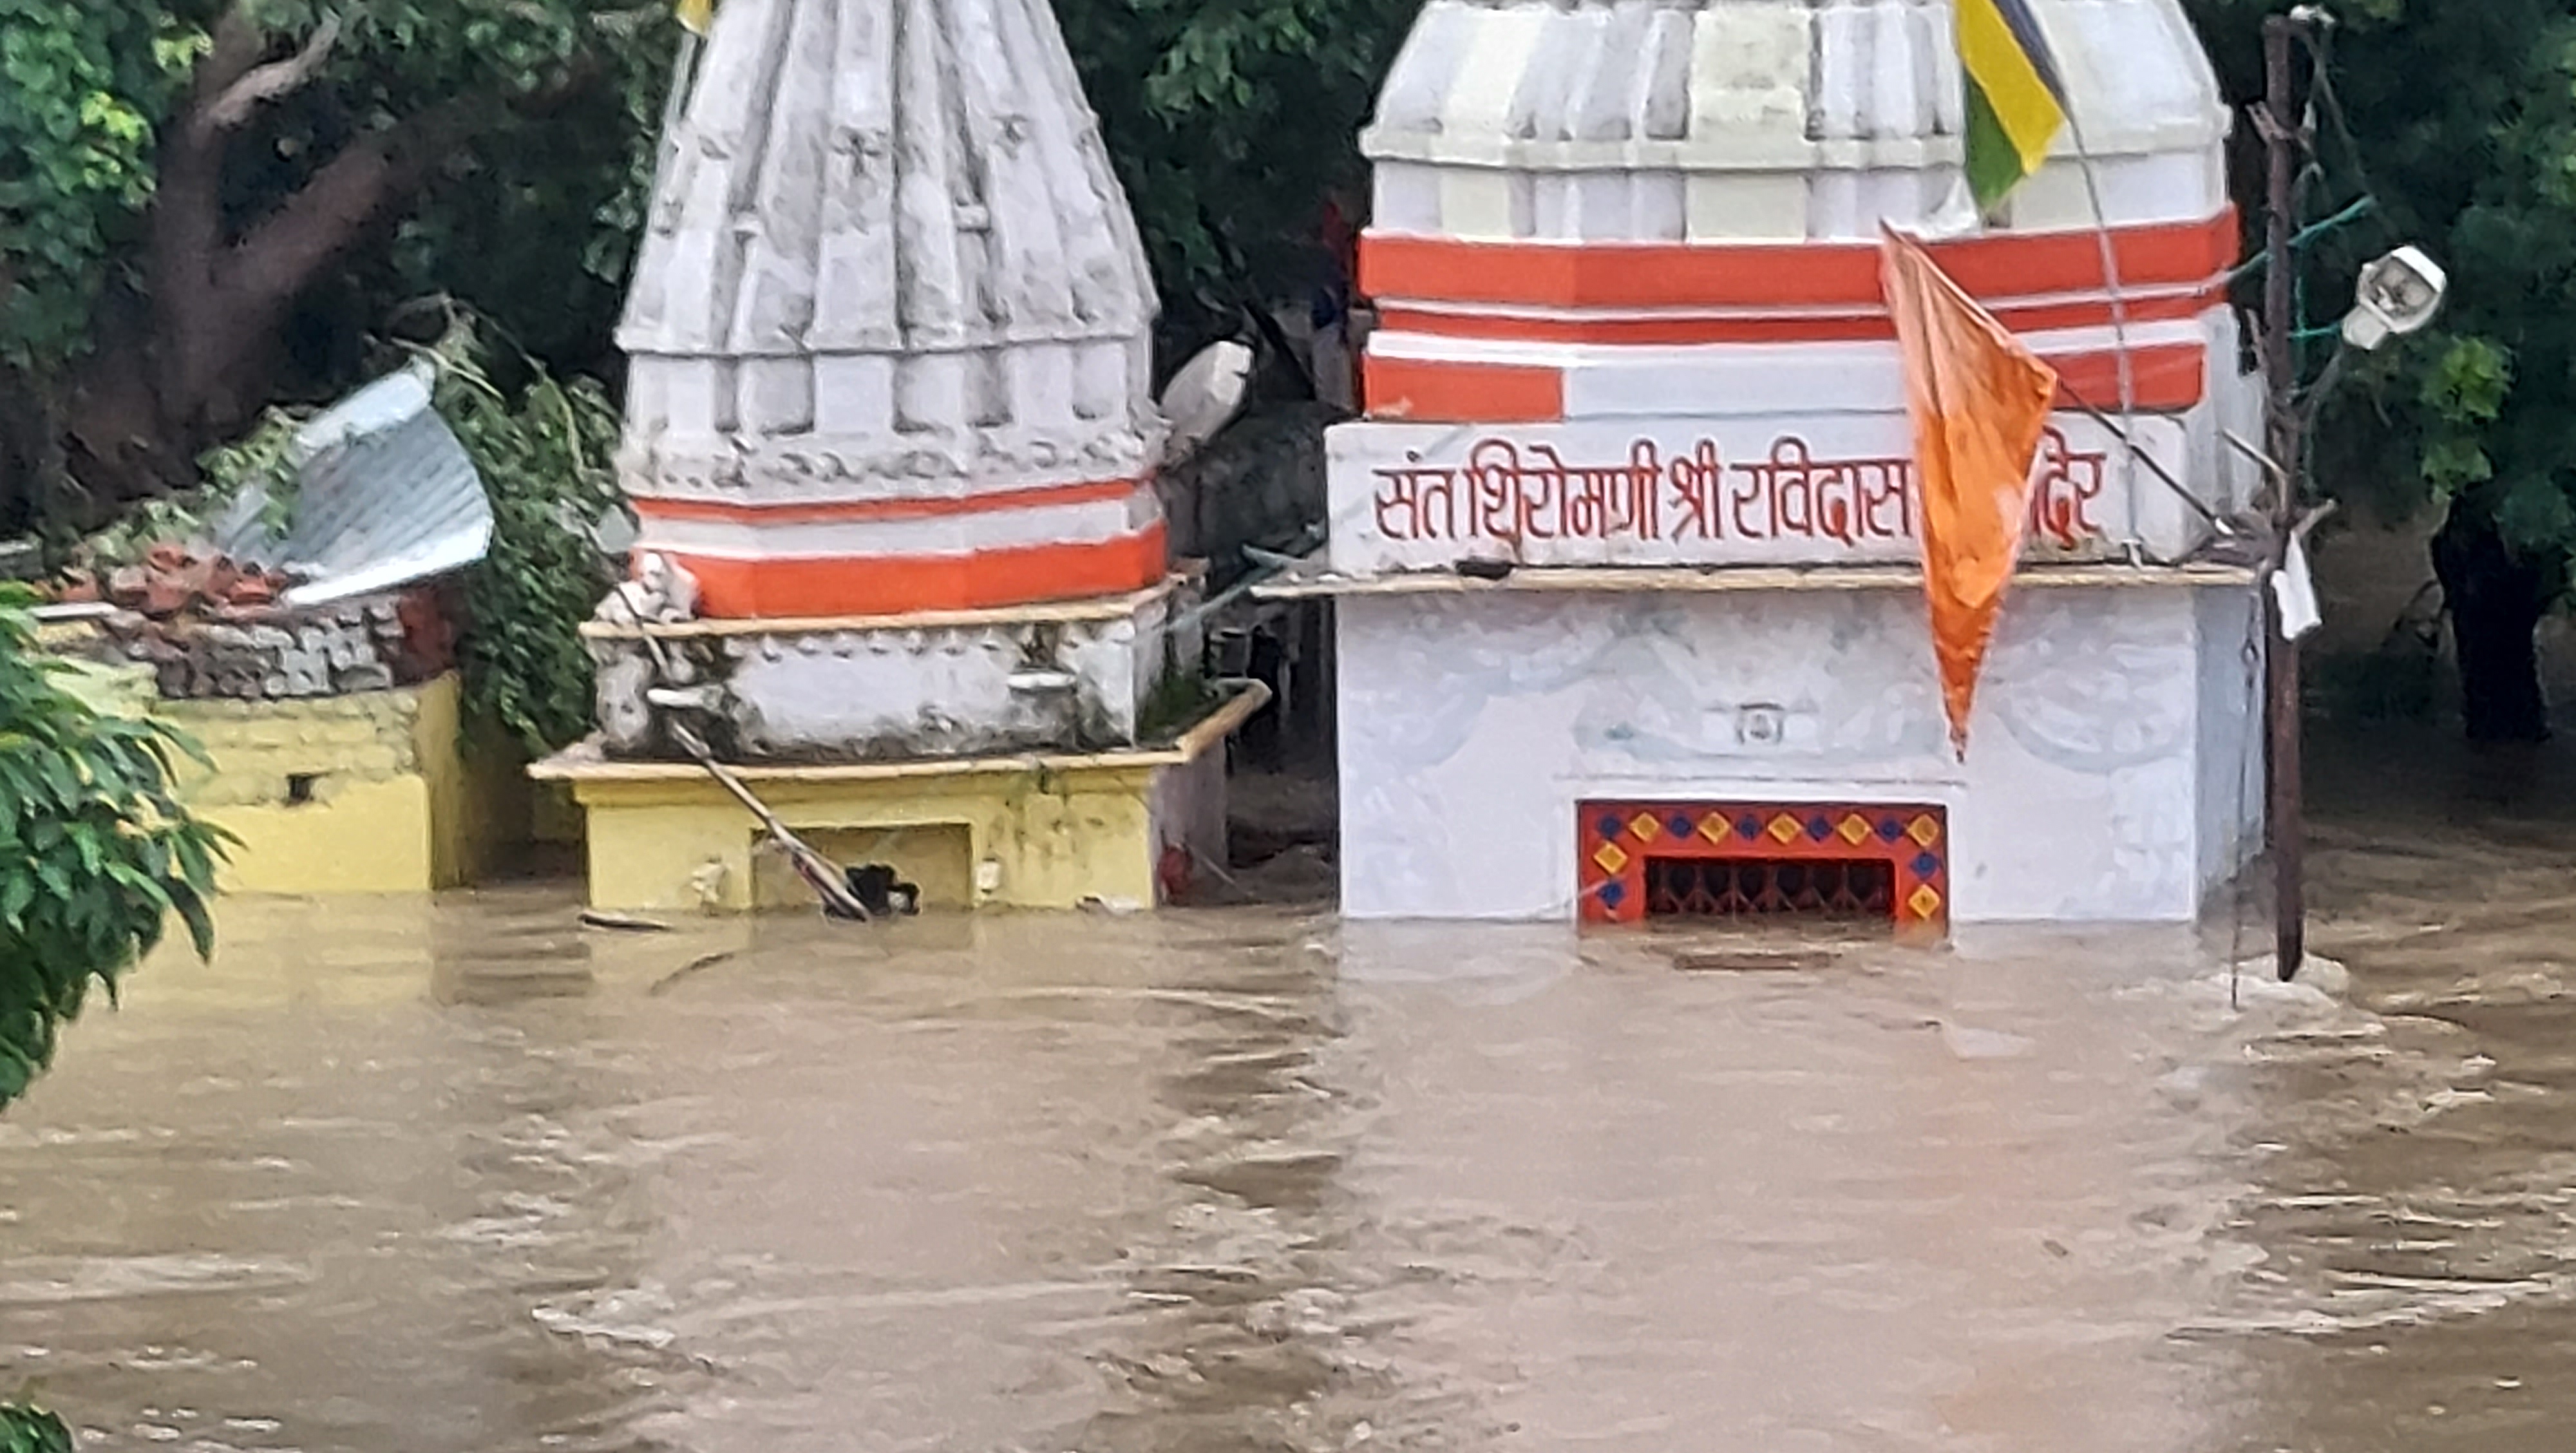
(0, 585, 227, 1110)
(2186, 0, 2576, 553)
(1059, 0, 1416, 334)
(372, 6, 672, 373)
(424, 322, 623, 755)
(0, 1406, 71, 1453)
(0, 1, 193, 369)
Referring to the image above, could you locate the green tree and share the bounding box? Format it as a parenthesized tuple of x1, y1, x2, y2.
(0, 591, 226, 1105)
(0, 0, 667, 533)
(0, 1407, 71, 1453)
(2186, 0, 2576, 739)
(1059, 0, 1417, 361)
(0, 589, 224, 1453)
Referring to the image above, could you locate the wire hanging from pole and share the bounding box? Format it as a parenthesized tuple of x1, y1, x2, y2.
(2062, 104, 2147, 555)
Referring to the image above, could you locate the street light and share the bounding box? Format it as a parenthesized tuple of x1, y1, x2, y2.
(2340, 247, 2449, 353)
(2257, 247, 2448, 651)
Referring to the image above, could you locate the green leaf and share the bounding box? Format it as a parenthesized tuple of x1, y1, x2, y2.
(0, 1403, 77, 1453)
(0, 596, 222, 1111)
(171, 885, 215, 962)
(2497, 474, 2576, 551)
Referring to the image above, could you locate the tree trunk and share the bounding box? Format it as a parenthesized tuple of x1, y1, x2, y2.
(2432, 501, 2557, 744)
(28, 10, 604, 532)
(0, 368, 61, 538)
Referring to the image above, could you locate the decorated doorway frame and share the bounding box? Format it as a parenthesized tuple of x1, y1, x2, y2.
(1577, 801, 1951, 933)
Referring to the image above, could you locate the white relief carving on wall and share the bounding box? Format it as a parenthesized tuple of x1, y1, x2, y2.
(619, 426, 1159, 502)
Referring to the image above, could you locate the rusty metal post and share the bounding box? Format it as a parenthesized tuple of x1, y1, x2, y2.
(2262, 14, 2306, 982)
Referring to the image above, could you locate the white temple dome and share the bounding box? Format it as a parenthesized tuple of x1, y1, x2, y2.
(615, 0, 1168, 618)
(1343, 0, 2261, 549)
(1363, 0, 2231, 243)
(1340, 0, 2267, 556)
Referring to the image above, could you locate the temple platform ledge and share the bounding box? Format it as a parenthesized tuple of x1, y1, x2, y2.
(577, 571, 1202, 642)
(529, 682, 1268, 915)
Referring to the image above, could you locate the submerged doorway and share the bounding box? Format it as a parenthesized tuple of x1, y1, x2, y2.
(1578, 802, 1949, 933)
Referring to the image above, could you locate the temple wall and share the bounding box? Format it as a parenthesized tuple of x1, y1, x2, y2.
(1335, 583, 2262, 922)
(2193, 585, 2266, 898)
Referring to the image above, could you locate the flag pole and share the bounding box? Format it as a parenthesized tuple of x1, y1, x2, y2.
(2261, 12, 2307, 982)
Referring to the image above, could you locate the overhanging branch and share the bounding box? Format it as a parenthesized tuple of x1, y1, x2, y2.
(198, 12, 343, 136)
(215, 56, 607, 309)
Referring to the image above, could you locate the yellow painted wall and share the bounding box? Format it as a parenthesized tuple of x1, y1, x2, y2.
(142, 674, 525, 895)
(531, 780, 585, 845)
(435, 697, 541, 886)
(751, 822, 976, 909)
(570, 767, 1166, 913)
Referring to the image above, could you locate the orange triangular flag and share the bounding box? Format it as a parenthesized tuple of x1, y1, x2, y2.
(1878, 224, 2059, 758)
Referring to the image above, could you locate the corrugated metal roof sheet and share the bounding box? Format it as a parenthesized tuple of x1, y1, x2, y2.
(217, 362, 495, 606)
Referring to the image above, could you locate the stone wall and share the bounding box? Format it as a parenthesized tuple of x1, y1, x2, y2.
(87, 591, 451, 702)
(55, 660, 529, 893)
(162, 690, 428, 810)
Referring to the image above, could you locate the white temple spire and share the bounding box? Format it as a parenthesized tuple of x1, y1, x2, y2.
(615, 0, 1166, 619)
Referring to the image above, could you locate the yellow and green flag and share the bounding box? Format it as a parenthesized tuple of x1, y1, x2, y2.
(1957, 0, 2067, 213)
(676, 0, 715, 36)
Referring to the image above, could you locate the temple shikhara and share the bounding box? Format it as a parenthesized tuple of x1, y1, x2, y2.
(535, 0, 1255, 913)
(1265, 0, 2269, 926)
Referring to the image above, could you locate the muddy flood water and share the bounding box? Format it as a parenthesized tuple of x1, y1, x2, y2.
(6, 730, 2576, 1452)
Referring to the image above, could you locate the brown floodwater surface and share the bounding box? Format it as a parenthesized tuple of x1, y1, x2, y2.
(3, 729, 2575, 1452)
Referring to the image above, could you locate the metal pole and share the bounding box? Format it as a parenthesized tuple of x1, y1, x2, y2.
(2262, 14, 2306, 982)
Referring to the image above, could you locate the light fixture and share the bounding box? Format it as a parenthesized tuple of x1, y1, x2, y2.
(2341, 245, 2448, 352)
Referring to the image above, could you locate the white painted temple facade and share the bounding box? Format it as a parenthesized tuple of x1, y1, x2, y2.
(540, 0, 1249, 915)
(1273, 0, 2269, 926)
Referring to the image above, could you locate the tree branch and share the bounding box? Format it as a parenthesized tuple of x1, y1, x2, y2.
(152, 46, 609, 440)
(185, 1, 275, 125)
(198, 12, 343, 136)
(210, 54, 609, 336)
(196, 3, 263, 90)
(214, 99, 480, 320)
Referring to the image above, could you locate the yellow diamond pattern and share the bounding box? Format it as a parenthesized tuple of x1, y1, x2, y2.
(1907, 814, 1942, 848)
(1766, 813, 1803, 845)
(1908, 884, 1944, 920)
(1593, 842, 1631, 875)
(1630, 812, 1663, 842)
(1837, 813, 1873, 846)
(1698, 815, 1731, 845)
